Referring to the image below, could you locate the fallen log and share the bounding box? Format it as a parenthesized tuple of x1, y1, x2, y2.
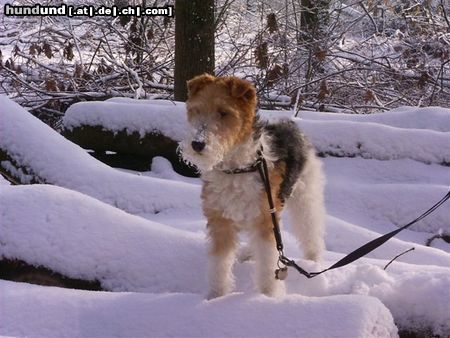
(0, 149, 43, 185)
(61, 125, 197, 176)
(0, 258, 103, 291)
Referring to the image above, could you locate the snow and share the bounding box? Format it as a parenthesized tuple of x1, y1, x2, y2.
(0, 280, 396, 338)
(297, 106, 450, 132)
(324, 159, 450, 235)
(0, 96, 200, 216)
(300, 119, 450, 165)
(1, 96, 450, 337)
(63, 98, 187, 140)
(63, 99, 450, 165)
(0, 184, 204, 293)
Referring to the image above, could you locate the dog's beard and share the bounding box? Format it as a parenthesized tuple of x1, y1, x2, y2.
(178, 135, 227, 173)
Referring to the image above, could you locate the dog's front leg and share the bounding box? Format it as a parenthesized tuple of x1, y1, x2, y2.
(251, 219, 285, 297)
(206, 217, 237, 299)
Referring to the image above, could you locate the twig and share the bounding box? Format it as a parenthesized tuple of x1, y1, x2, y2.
(440, 0, 450, 29)
(0, 169, 20, 185)
(68, 18, 83, 68)
(359, 2, 378, 34)
(383, 247, 415, 270)
(87, 39, 103, 73)
(122, 61, 144, 99)
(426, 231, 450, 246)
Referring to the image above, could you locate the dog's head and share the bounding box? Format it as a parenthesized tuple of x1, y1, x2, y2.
(179, 74, 257, 172)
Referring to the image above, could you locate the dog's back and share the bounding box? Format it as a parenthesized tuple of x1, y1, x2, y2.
(261, 118, 311, 203)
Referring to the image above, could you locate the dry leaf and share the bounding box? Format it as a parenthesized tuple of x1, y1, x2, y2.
(42, 42, 53, 59)
(45, 78, 59, 92)
(267, 13, 278, 33)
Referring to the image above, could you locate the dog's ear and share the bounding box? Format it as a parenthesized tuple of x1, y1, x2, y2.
(187, 73, 215, 98)
(224, 77, 256, 102)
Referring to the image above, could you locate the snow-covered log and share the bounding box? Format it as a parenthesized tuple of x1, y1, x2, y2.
(0, 95, 201, 215)
(62, 125, 196, 175)
(61, 98, 197, 175)
(63, 98, 450, 166)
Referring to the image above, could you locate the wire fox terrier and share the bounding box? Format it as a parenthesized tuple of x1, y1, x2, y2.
(180, 74, 326, 299)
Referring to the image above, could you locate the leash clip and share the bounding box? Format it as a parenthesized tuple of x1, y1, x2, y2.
(275, 254, 288, 280)
(275, 267, 288, 280)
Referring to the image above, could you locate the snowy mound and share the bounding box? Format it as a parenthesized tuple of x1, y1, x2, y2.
(63, 98, 450, 165)
(2, 96, 450, 336)
(0, 95, 200, 215)
(0, 184, 205, 293)
(0, 280, 397, 338)
(0, 185, 400, 337)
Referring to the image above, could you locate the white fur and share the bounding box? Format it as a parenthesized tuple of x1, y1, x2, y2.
(207, 249, 236, 299)
(202, 137, 264, 224)
(202, 171, 262, 224)
(286, 148, 326, 261)
(179, 132, 226, 172)
(250, 230, 285, 296)
(205, 132, 285, 224)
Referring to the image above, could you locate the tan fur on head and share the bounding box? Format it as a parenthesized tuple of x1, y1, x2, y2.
(223, 76, 257, 103)
(187, 74, 257, 106)
(187, 73, 216, 98)
(180, 74, 258, 172)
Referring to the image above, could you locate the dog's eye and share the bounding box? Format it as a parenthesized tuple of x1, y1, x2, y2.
(218, 111, 228, 118)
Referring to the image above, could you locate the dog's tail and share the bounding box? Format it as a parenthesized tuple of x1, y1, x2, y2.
(285, 149, 326, 261)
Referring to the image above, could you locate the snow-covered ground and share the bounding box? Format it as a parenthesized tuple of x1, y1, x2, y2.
(1, 96, 450, 337)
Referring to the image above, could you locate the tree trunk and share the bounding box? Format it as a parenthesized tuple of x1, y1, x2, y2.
(174, 0, 215, 102)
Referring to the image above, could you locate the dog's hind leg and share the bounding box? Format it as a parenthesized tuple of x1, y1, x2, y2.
(206, 216, 238, 299)
(286, 151, 326, 262)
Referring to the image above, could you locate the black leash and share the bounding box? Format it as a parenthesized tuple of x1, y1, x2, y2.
(254, 153, 450, 280)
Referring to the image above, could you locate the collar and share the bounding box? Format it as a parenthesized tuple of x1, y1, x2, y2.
(221, 149, 263, 175)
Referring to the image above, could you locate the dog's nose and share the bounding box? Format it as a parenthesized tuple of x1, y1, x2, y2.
(191, 141, 206, 153)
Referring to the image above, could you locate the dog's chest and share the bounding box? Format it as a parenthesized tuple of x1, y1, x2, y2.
(202, 171, 263, 225)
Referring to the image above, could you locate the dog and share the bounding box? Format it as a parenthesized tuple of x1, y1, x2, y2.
(179, 74, 326, 299)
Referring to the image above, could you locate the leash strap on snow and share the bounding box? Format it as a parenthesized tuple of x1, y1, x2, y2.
(256, 153, 450, 279)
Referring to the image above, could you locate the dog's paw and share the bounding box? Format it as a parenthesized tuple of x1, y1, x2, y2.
(260, 280, 286, 298)
(304, 249, 323, 262)
(206, 290, 225, 300)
